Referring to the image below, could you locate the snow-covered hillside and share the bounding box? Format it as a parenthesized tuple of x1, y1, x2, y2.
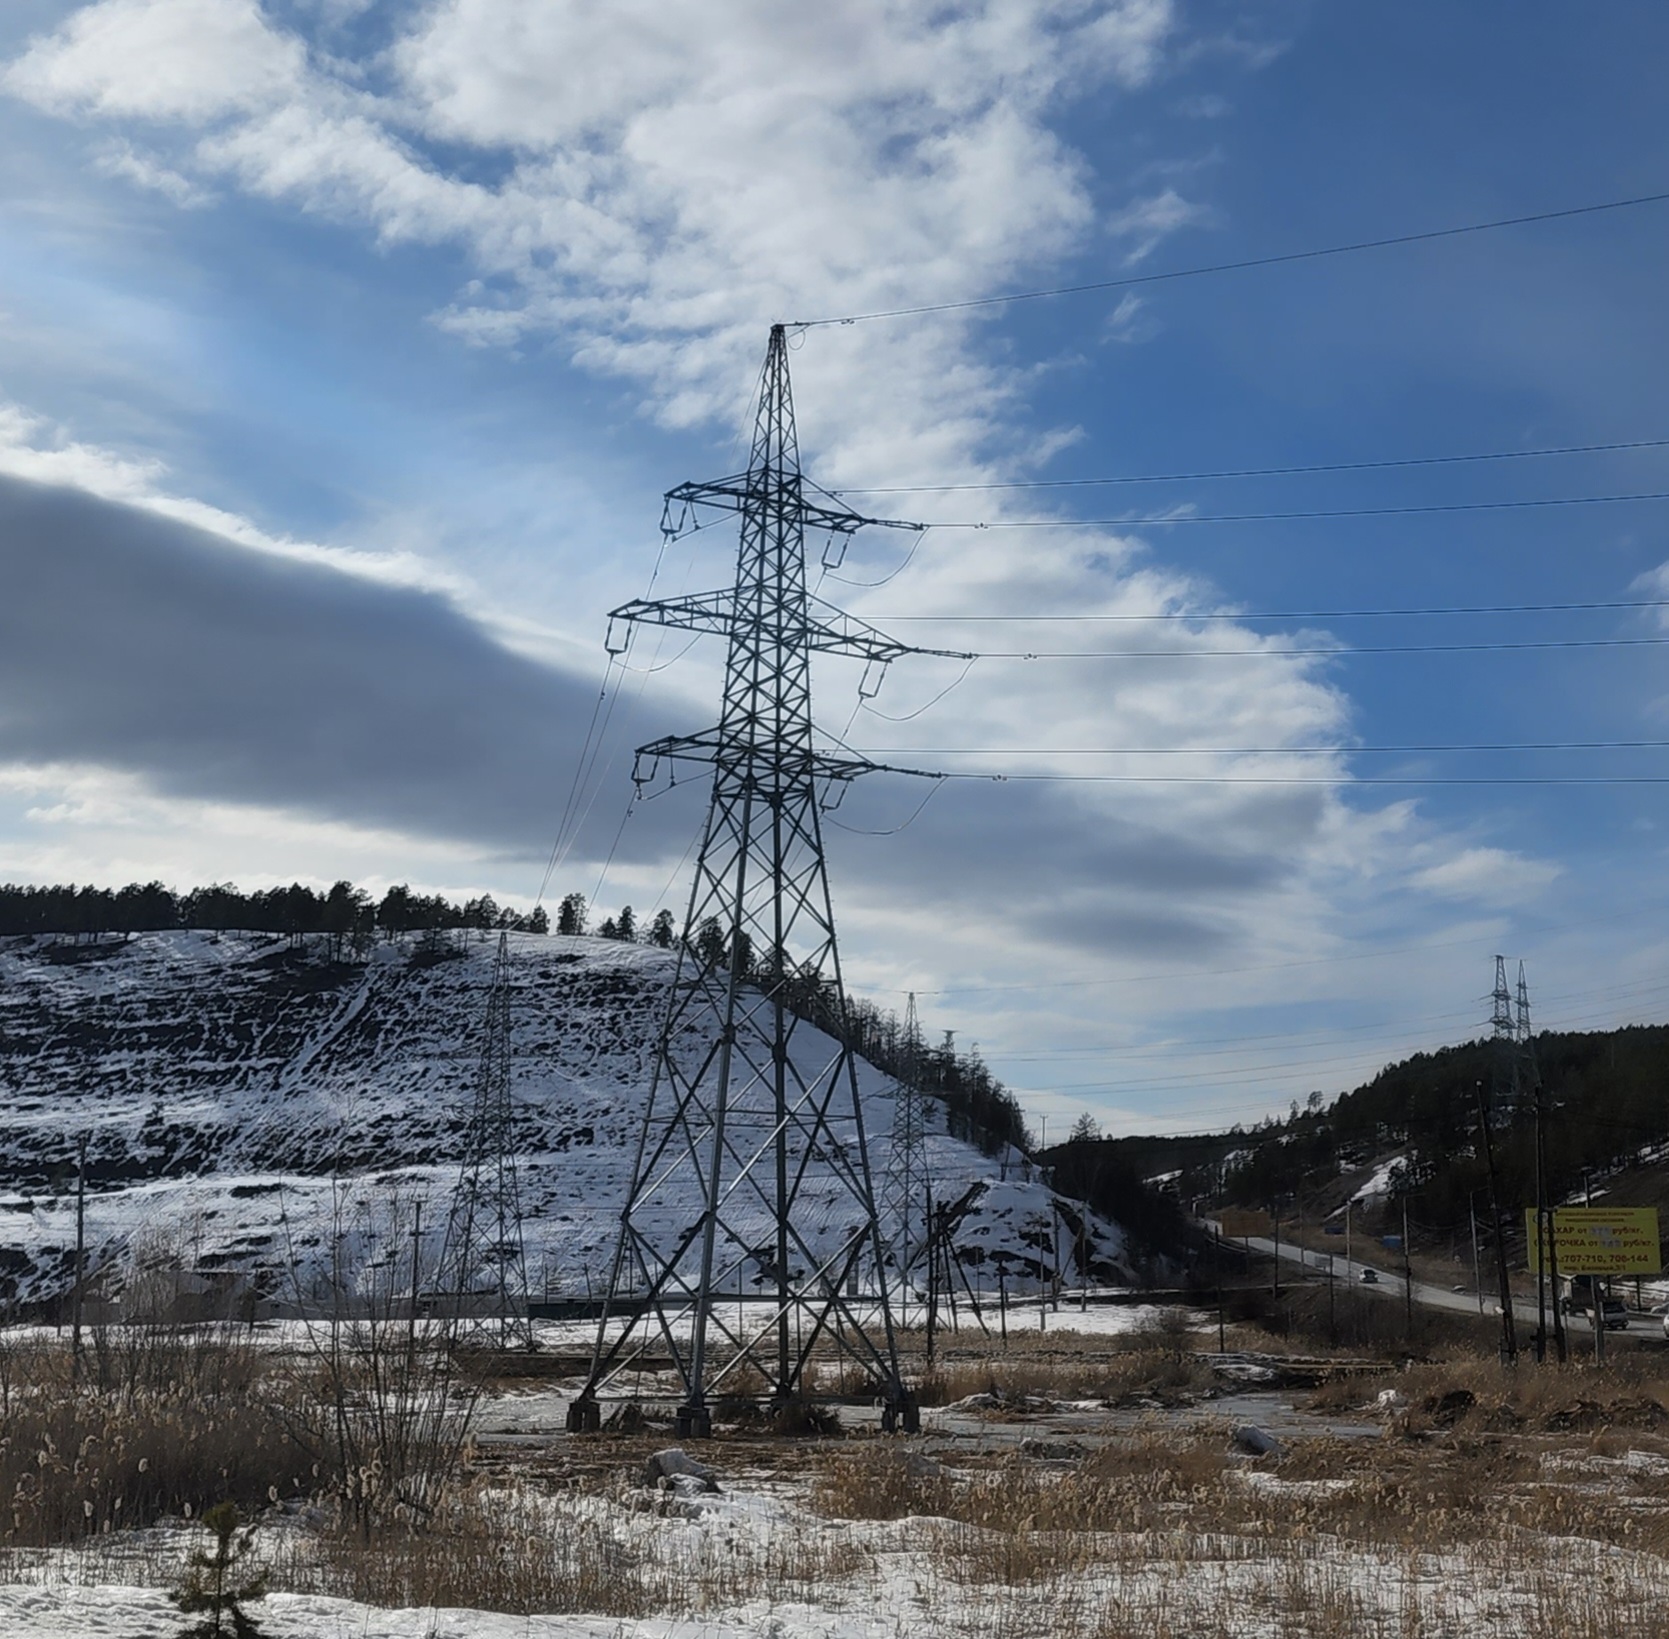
(0, 931, 1129, 1311)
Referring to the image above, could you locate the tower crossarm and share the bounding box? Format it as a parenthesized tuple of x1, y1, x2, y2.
(663, 476, 921, 540)
(631, 731, 940, 789)
(608, 590, 972, 666)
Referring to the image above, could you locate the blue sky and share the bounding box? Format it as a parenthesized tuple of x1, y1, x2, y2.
(1, 1, 1667, 1137)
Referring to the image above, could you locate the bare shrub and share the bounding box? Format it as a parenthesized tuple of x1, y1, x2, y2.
(272, 1189, 478, 1535)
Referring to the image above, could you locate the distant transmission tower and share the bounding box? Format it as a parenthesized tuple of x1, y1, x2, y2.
(569, 325, 962, 1437)
(442, 931, 532, 1349)
(883, 993, 933, 1294)
(1489, 953, 1520, 1113)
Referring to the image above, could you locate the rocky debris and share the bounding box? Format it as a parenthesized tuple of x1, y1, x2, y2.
(1230, 1423, 1284, 1458)
(1423, 1388, 1476, 1429)
(1019, 1437, 1087, 1462)
(641, 1447, 720, 1494)
(1210, 1352, 1390, 1391)
(1542, 1395, 1669, 1433)
(1542, 1399, 1606, 1433)
(945, 1389, 1057, 1415)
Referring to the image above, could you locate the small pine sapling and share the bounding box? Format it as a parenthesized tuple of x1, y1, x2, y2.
(171, 1501, 268, 1638)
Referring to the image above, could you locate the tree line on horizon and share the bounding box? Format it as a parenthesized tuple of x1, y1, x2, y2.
(3, 878, 1033, 1161)
(0, 879, 551, 947)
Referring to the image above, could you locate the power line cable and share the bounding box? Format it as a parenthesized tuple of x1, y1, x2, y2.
(790, 188, 1669, 327)
(959, 635, 1669, 658)
(931, 772, 1669, 785)
(1009, 994, 1669, 1089)
(922, 488, 1669, 530)
(988, 976, 1669, 1065)
(874, 598, 1669, 622)
(857, 739, 1669, 755)
(869, 903, 1669, 999)
(834, 436, 1669, 495)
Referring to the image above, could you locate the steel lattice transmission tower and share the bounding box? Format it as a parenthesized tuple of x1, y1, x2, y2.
(568, 325, 961, 1437)
(1489, 953, 1521, 1114)
(882, 993, 933, 1294)
(442, 931, 533, 1349)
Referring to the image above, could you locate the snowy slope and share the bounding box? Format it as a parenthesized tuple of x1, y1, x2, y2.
(0, 931, 1128, 1309)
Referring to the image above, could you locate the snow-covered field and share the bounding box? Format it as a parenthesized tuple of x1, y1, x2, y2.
(1, 1463, 1662, 1639)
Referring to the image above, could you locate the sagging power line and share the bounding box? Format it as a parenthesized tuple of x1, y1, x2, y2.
(791, 188, 1669, 326)
(834, 435, 1669, 496)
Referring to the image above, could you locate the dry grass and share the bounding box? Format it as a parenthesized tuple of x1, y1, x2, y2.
(908, 1311, 1219, 1407)
(0, 1331, 311, 1545)
(19, 1318, 1669, 1636)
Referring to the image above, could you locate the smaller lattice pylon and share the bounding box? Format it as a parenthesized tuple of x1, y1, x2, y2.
(1514, 961, 1540, 1081)
(882, 994, 932, 1296)
(1488, 953, 1521, 1116)
(441, 931, 533, 1350)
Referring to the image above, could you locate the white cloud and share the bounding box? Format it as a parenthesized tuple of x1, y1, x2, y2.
(0, 761, 525, 904)
(1103, 185, 1213, 263)
(92, 137, 213, 205)
(4, 0, 304, 122)
(1411, 847, 1561, 907)
(0, 0, 1572, 1126)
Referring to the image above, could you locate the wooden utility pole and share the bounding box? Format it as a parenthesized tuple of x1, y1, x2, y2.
(1585, 1172, 1605, 1366)
(1469, 1194, 1485, 1316)
(1401, 1195, 1415, 1345)
(924, 1188, 938, 1363)
(1078, 1205, 1088, 1313)
(1473, 1081, 1517, 1363)
(1215, 1228, 1226, 1353)
(72, 1134, 87, 1384)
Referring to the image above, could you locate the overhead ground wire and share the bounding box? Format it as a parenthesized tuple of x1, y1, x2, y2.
(790, 188, 1669, 326)
(832, 436, 1669, 495)
(919, 488, 1669, 530)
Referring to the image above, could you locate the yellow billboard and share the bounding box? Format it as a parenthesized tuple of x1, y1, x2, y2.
(1524, 1206, 1661, 1275)
(1217, 1208, 1273, 1239)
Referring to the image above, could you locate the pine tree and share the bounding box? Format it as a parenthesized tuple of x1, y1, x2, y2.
(694, 916, 725, 970)
(557, 893, 587, 936)
(171, 1502, 267, 1638)
(615, 904, 636, 942)
(648, 909, 675, 948)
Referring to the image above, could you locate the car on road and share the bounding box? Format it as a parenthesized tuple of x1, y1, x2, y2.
(1563, 1292, 1629, 1330)
(1359, 1268, 1380, 1285)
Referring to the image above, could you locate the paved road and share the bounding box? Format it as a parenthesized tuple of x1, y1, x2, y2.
(1238, 1235, 1485, 1315)
(1224, 1227, 1663, 1341)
